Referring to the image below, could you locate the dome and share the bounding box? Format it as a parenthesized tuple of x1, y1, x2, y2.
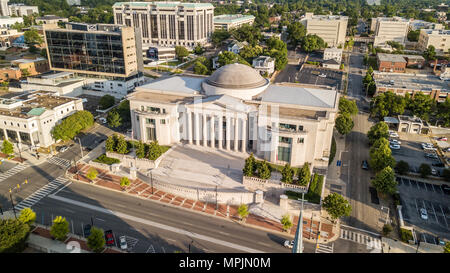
(206, 63, 268, 89)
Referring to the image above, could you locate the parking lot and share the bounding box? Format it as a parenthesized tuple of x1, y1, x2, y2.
(397, 176, 450, 239)
(297, 66, 344, 91)
(76, 94, 105, 117)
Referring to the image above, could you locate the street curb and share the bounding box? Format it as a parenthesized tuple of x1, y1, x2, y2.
(65, 174, 299, 239)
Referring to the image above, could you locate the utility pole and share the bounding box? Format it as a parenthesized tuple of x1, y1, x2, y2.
(293, 192, 305, 253)
(150, 171, 154, 194)
(16, 142, 22, 161)
(9, 193, 17, 219)
(75, 137, 84, 158)
(215, 185, 218, 210)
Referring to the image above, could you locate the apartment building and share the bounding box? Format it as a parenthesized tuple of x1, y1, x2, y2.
(0, 0, 8, 16)
(418, 29, 450, 55)
(0, 16, 23, 28)
(36, 15, 69, 25)
(113, 1, 214, 50)
(300, 13, 348, 47)
(8, 4, 38, 16)
(213, 14, 255, 31)
(371, 17, 409, 46)
(0, 91, 83, 147)
(44, 22, 144, 96)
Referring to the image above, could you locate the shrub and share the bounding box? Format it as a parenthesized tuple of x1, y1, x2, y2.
(136, 141, 146, 158)
(297, 163, 311, 186)
(328, 136, 336, 166)
(93, 154, 120, 165)
(99, 95, 115, 110)
(18, 208, 36, 226)
(0, 219, 30, 253)
(257, 160, 271, 180)
(120, 177, 130, 189)
(395, 160, 409, 175)
(87, 227, 105, 253)
(243, 153, 256, 177)
(281, 163, 294, 183)
(419, 163, 431, 178)
(304, 174, 324, 204)
(237, 204, 249, 221)
(1, 139, 14, 155)
(382, 224, 393, 236)
(147, 141, 162, 160)
(50, 216, 69, 241)
(86, 167, 98, 181)
(281, 214, 293, 231)
(115, 135, 128, 154)
(105, 135, 117, 152)
(399, 228, 413, 243)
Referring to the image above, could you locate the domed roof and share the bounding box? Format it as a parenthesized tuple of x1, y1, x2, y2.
(206, 63, 268, 89)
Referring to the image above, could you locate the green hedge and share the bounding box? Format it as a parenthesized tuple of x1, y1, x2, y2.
(304, 174, 324, 204)
(0, 219, 30, 253)
(93, 154, 120, 165)
(328, 136, 336, 166)
(399, 228, 413, 243)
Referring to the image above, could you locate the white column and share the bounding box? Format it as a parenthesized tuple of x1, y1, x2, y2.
(218, 114, 223, 149)
(234, 117, 239, 151)
(194, 112, 200, 145)
(242, 118, 247, 153)
(202, 113, 207, 147)
(186, 111, 192, 144)
(210, 115, 215, 148)
(226, 116, 231, 150)
(3, 128, 8, 140)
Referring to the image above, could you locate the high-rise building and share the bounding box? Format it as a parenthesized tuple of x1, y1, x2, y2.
(8, 4, 38, 16)
(300, 13, 348, 47)
(113, 1, 214, 50)
(44, 22, 144, 96)
(371, 17, 410, 46)
(0, 0, 9, 16)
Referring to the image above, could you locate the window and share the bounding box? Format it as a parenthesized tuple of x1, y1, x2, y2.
(146, 118, 155, 125)
(277, 146, 291, 162)
(141, 106, 144, 111)
(279, 136, 292, 144)
(136, 116, 139, 121)
(298, 125, 304, 131)
(298, 137, 304, 144)
(160, 119, 166, 124)
(279, 123, 296, 131)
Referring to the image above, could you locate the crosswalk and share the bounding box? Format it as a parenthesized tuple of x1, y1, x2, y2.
(14, 177, 69, 211)
(124, 236, 139, 250)
(340, 229, 382, 250)
(315, 243, 334, 253)
(0, 163, 30, 182)
(47, 157, 71, 169)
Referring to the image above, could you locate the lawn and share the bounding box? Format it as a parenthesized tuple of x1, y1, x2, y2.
(160, 60, 182, 67)
(284, 173, 324, 204)
(93, 154, 120, 165)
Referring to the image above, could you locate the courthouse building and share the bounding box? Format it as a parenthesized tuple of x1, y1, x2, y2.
(128, 64, 338, 169)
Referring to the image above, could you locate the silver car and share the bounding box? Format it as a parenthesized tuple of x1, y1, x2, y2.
(119, 236, 128, 250)
(420, 208, 428, 220)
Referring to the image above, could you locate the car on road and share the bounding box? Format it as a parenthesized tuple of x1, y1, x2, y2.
(361, 160, 369, 170)
(119, 236, 128, 250)
(59, 146, 68, 153)
(420, 208, 428, 220)
(83, 224, 92, 238)
(105, 230, 116, 247)
(390, 139, 401, 145)
(437, 137, 448, 141)
(283, 240, 304, 251)
(390, 144, 401, 150)
(389, 131, 399, 138)
(318, 73, 326, 78)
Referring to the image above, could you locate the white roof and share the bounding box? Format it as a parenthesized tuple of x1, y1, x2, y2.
(138, 76, 205, 95)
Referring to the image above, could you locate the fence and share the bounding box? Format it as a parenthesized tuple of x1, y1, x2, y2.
(242, 176, 308, 193)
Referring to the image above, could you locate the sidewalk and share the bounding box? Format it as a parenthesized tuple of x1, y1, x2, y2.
(66, 163, 337, 243)
(0, 140, 52, 165)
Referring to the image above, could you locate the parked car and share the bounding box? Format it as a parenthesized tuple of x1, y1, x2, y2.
(361, 160, 369, 170)
(105, 230, 116, 247)
(390, 144, 401, 150)
(436, 237, 446, 246)
(432, 162, 445, 167)
(59, 146, 68, 153)
(421, 143, 434, 149)
(431, 168, 438, 176)
(389, 131, 399, 138)
(441, 184, 450, 195)
(390, 139, 401, 145)
(119, 236, 128, 250)
(83, 224, 92, 238)
(420, 208, 428, 220)
(318, 73, 326, 78)
(437, 137, 448, 141)
(425, 153, 439, 159)
(99, 117, 107, 124)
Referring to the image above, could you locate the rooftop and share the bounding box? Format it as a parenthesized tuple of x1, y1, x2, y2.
(422, 29, 450, 35)
(374, 72, 449, 92)
(37, 15, 67, 20)
(377, 53, 407, 63)
(137, 76, 205, 95)
(303, 13, 348, 21)
(12, 57, 46, 64)
(213, 14, 255, 23)
(113, 1, 213, 8)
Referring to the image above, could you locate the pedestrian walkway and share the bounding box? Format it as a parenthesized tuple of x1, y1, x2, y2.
(15, 177, 69, 211)
(340, 229, 382, 249)
(0, 162, 30, 182)
(315, 243, 334, 253)
(47, 157, 71, 169)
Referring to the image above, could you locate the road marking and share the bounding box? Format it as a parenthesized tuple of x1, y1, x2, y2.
(96, 218, 105, 222)
(64, 208, 75, 213)
(48, 194, 265, 253)
(54, 181, 72, 195)
(340, 224, 381, 237)
(439, 205, 449, 228)
(146, 245, 156, 253)
(430, 203, 439, 224)
(167, 238, 177, 242)
(219, 231, 230, 236)
(257, 242, 271, 247)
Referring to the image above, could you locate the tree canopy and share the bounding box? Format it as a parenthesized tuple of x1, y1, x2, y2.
(0, 219, 30, 253)
(175, 46, 189, 62)
(218, 51, 250, 67)
(50, 216, 69, 241)
(322, 193, 352, 220)
(369, 138, 396, 172)
(371, 166, 397, 195)
(287, 21, 306, 47)
(370, 91, 406, 119)
(367, 122, 389, 146)
(99, 95, 115, 110)
(301, 34, 326, 53)
(407, 92, 436, 121)
(51, 110, 94, 141)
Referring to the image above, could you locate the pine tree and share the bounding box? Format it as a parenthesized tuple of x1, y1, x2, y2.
(257, 160, 271, 180)
(297, 163, 311, 186)
(242, 153, 255, 177)
(105, 135, 116, 152)
(115, 136, 128, 154)
(135, 141, 145, 158)
(281, 163, 294, 183)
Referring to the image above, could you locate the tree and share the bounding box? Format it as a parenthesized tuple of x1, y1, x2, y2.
(105, 135, 116, 152)
(24, 28, 43, 47)
(86, 167, 98, 182)
(257, 160, 271, 180)
(231, 24, 261, 46)
(322, 193, 352, 220)
(382, 224, 393, 236)
(18, 208, 36, 226)
(175, 46, 189, 62)
(1, 139, 14, 156)
(21, 68, 30, 78)
(340, 63, 344, 70)
(193, 43, 204, 55)
(301, 34, 326, 53)
(99, 95, 115, 110)
(218, 51, 250, 67)
(370, 91, 406, 119)
(281, 163, 294, 183)
(369, 138, 396, 172)
(115, 135, 128, 154)
(371, 166, 397, 195)
(87, 227, 105, 253)
(407, 30, 420, 42)
(51, 110, 94, 141)
(335, 113, 354, 135)
(395, 160, 410, 175)
(237, 204, 249, 221)
(423, 45, 436, 61)
(211, 29, 231, 47)
(243, 153, 256, 177)
(117, 100, 131, 123)
(281, 214, 293, 232)
(287, 21, 306, 47)
(135, 141, 145, 158)
(193, 61, 209, 75)
(239, 45, 263, 62)
(50, 216, 69, 241)
(338, 98, 358, 116)
(297, 163, 311, 186)
(367, 122, 389, 145)
(408, 92, 435, 121)
(367, 66, 374, 75)
(0, 219, 30, 253)
(444, 242, 450, 253)
(107, 110, 122, 128)
(437, 97, 450, 127)
(120, 176, 130, 190)
(147, 141, 162, 160)
(419, 163, 431, 178)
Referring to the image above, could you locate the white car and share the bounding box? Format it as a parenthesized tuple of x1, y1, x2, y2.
(59, 146, 68, 153)
(284, 240, 294, 249)
(390, 144, 401, 150)
(389, 131, 399, 138)
(420, 208, 428, 220)
(318, 73, 326, 78)
(421, 143, 434, 149)
(431, 168, 438, 176)
(390, 139, 401, 145)
(99, 117, 107, 124)
(119, 236, 128, 250)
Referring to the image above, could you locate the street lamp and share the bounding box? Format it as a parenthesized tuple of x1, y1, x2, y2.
(16, 142, 22, 162)
(75, 137, 84, 159)
(188, 240, 194, 253)
(9, 192, 17, 219)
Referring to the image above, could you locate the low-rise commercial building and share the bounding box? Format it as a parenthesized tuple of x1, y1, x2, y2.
(252, 56, 275, 75)
(213, 14, 255, 31)
(300, 13, 348, 47)
(377, 53, 425, 72)
(8, 4, 38, 16)
(0, 28, 23, 49)
(0, 66, 20, 81)
(36, 15, 69, 25)
(0, 16, 23, 28)
(418, 29, 450, 55)
(11, 57, 49, 76)
(323, 47, 342, 63)
(373, 72, 449, 102)
(371, 17, 409, 46)
(21, 71, 87, 97)
(0, 91, 83, 148)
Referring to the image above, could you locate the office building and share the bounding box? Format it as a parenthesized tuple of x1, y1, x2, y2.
(0, 16, 23, 28)
(323, 47, 343, 63)
(371, 17, 409, 46)
(36, 15, 69, 25)
(128, 63, 338, 169)
(377, 53, 425, 72)
(300, 13, 348, 47)
(0, 91, 83, 147)
(418, 29, 450, 55)
(8, 4, 38, 16)
(113, 1, 214, 50)
(213, 14, 255, 31)
(44, 22, 144, 96)
(0, 0, 8, 16)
